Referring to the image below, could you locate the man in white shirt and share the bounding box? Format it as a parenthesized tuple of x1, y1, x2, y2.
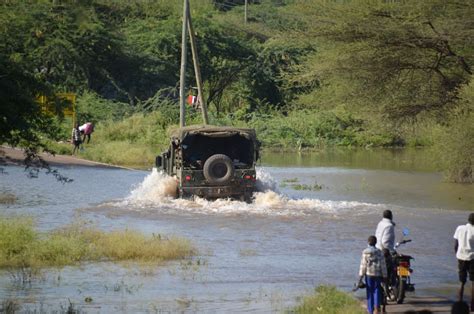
(375, 210, 395, 253)
(375, 209, 396, 299)
(454, 213, 474, 309)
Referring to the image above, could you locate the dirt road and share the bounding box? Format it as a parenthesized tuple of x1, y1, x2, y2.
(385, 295, 453, 313)
(0, 146, 132, 169)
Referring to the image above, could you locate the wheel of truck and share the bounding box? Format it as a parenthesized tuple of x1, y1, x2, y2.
(239, 192, 253, 203)
(203, 154, 234, 185)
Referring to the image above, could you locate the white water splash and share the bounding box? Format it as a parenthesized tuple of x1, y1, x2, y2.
(256, 167, 279, 193)
(126, 168, 177, 204)
(118, 167, 384, 217)
(254, 190, 286, 206)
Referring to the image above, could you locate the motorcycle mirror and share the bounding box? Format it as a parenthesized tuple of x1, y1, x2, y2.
(403, 228, 409, 237)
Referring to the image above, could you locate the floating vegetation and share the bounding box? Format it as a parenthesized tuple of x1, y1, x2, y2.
(0, 192, 17, 204)
(0, 298, 85, 314)
(281, 179, 324, 191)
(292, 182, 323, 191)
(179, 258, 207, 277)
(108, 280, 143, 295)
(8, 266, 41, 285)
(282, 178, 299, 183)
(239, 249, 257, 257)
(61, 299, 82, 314)
(360, 177, 370, 191)
(1, 298, 20, 313)
(0, 217, 195, 269)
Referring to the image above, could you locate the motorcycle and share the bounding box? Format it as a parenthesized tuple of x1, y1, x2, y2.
(386, 228, 415, 304)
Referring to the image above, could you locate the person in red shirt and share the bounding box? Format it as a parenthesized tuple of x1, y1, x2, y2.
(79, 122, 94, 144)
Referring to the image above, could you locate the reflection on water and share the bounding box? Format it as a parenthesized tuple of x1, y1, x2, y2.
(262, 147, 438, 172)
(0, 149, 473, 312)
(263, 149, 473, 211)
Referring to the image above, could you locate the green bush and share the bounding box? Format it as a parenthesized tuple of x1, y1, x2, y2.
(247, 109, 395, 149)
(80, 141, 156, 168)
(293, 285, 365, 314)
(435, 118, 473, 180)
(0, 217, 194, 269)
(76, 91, 131, 124)
(0, 218, 36, 266)
(433, 81, 474, 183)
(74, 110, 175, 166)
(43, 140, 73, 155)
(94, 111, 171, 145)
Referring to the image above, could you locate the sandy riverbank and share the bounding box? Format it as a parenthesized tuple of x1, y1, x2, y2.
(0, 146, 133, 170)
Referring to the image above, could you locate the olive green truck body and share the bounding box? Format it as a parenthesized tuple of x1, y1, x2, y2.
(155, 125, 259, 202)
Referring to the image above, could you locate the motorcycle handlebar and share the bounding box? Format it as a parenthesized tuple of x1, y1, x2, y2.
(395, 239, 412, 248)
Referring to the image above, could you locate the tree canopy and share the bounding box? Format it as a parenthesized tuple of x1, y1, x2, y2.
(289, 0, 473, 118)
(0, 0, 472, 182)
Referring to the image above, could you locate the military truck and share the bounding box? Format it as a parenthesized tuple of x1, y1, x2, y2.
(155, 125, 260, 202)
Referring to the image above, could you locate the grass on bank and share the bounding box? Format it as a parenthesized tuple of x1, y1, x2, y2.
(293, 285, 365, 314)
(0, 217, 194, 268)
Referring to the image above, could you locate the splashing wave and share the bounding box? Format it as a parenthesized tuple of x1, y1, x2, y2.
(127, 168, 178, 204)
(114, 168, 383, 217)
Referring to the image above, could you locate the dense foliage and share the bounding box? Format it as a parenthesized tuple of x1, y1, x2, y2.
(0, 0, 472, 182)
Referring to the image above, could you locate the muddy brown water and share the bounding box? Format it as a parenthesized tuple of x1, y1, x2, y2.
(0, 148, 473, 312)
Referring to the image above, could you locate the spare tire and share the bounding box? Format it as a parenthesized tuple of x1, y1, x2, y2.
(203, 154, 234, 185)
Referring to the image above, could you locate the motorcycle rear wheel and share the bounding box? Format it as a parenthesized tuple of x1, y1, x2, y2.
(394, 276, 406, 304)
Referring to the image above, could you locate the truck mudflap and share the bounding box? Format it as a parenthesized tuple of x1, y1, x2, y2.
(180, 185, 253, 199)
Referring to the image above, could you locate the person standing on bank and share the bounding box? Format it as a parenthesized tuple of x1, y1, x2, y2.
(79, 122, 94, 144)
(375, 209, 396, 298)
(358, 235, 388, 314)
(454, 213, 474, 310)
(71, 122, 82, 155)
(375, 210, 396, 253)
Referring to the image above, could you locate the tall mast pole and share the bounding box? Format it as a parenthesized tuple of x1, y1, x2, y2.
(187, 3, 209, 125)
(244, 0, 248, 24)
(179, 0, 189, 128)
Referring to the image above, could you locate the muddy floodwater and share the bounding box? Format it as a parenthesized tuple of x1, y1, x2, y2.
(1, 148, 473, 312)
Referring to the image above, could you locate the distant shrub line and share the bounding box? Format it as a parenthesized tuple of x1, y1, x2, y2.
(61, 104, 430, 168)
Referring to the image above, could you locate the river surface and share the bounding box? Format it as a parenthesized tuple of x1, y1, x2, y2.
(0, 149, 473, 313)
